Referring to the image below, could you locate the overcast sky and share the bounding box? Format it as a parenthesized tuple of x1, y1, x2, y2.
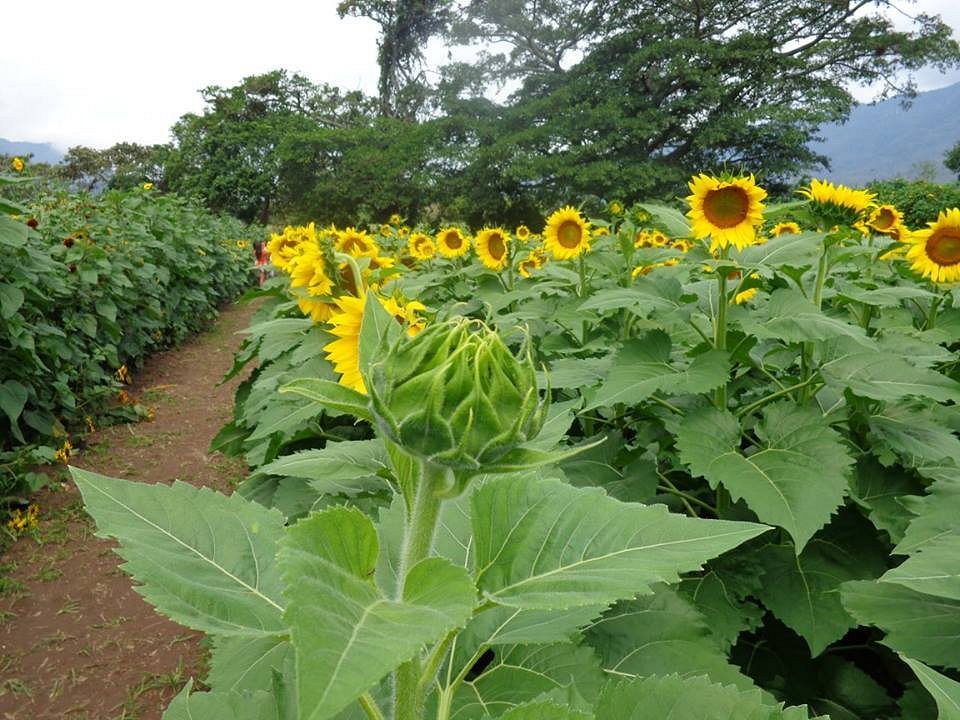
(3, 0, 959, 150)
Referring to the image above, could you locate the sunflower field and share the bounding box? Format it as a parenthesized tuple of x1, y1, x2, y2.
(74, 174, 960, 719)
(0, 174, 259, 509)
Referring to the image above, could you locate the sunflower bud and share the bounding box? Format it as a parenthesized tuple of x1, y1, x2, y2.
(369, 319, 546, 475)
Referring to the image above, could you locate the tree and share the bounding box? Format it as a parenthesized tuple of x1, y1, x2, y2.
(337, 0, 451, 119)
(946, 140, 960, 179)
(165, 70, 374, 223)
(434, 0, 960, 206)
(57, 143, 169, 192)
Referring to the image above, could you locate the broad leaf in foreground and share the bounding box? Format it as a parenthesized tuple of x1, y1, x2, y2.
(279, 506, 476, 720)
(73, 468, 286, 636)
(449, 643, 604, 720)
(499, 700, 593, 720)
(279, 377, 372, 421)
(883, 535, 960, 601)
(585, 587, 759, 691)
(753, 512, 887, 656)
(207, 635, 293, 693)
(841, 581, 960, 670)
(901, 657, 960, 720)
(254, 439, 389, 496)
(677, 402, 852, 551)
(739, 288, 870, 345)
(819, 352, 960, 403)
(897, 479, 960, 555)
(594, 674, 821, 719)
(472, 474, 769, 609)
(163, 680, 279, 720)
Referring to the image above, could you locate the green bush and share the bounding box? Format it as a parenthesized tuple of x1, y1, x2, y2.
(868, 178, 960, 228)
(0, 183, 261, 504)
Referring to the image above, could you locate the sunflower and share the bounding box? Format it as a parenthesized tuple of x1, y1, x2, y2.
(867, 205, 903, 234)
(336, 227, 379, 257)
(672, 239, 695, 253)
(475, 227, 511, 270)
(324, 293, 427, 392)
(799, 179, 875, 227)
(380, 223, 393, 237)
(516, 225, 531, 242)
(608, 200, 624, 215)
(10, 157, 24, 173)
(389, 213, 403, 226)
(298, 296, 334, 323)
(268, 223, 315, 272)
(544, 206, 592, 260)
(408, 232, 436, 261)
(517, 248, 547, 278)
(687, 174, 767, 251)
(594, 226, 610, 237)
(771, 221, 801, 237)
(436, 227, 469, 258)
(905, 208, 960, 283)
(289, 244, 334, 297)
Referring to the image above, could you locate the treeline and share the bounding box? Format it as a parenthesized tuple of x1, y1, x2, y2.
(18, 1, 960, 226)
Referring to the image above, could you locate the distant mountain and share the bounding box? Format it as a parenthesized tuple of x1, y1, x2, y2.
(814, 82, 960, 185)
(0, 138, 63, 165)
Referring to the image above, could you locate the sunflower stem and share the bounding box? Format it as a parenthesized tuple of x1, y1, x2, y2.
(924, 294, 943, 331)
(799, 243, 830, 403)
(578, 251, 588, 298)
(713, 248, 729, 410)
(394, 461, 446, 720)
(336, 252, 367, 296)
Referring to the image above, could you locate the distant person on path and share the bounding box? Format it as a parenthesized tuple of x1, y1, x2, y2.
(254, 240, 271, 286)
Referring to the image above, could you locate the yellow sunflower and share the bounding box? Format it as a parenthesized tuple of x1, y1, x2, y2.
(475, 227, 511, 270)
(771, 221, 801, 237)
(336, 227, 379, 257)
(516, 225, 531, 242)
(544, 206, 592, 260)
(517, 248, 547, 278)
(594, 226, 610, 237)
(436, 227, 469, 258)
(268, 223, 316, 272)
(408, 232, 436, 261)
(389, 213, 403, 226)
(289, 244, 334, 297)
(799, 179, 875, 212)
(686, 174, 767, 251)
(867, 205, 903, 234)
(380, 223, 393, 237)
(324, 293, 427, 393)
(11, 157, 25, 173)
(905, 208, 960, 283)
(608, 200, 624, 215)
(672, 239, 695, 253)
(297, 296, 334, 323)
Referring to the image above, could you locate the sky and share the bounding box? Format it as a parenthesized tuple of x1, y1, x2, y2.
(2, 0, 960, 150)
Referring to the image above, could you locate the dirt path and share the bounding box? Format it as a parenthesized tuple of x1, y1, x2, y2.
(0, 300, 257, 719)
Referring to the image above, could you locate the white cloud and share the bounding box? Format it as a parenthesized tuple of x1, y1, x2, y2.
(2, 0, 958, 148)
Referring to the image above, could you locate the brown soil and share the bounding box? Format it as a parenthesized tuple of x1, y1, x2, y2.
(0, 301, 257, 719)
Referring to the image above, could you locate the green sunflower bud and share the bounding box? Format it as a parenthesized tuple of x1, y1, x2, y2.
(368, 318, 547, 476)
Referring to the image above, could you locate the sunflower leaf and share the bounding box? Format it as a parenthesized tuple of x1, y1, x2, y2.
(279, 378, 372, 421)
(900, 657, 960, 720)
(676, 402, 852, 552)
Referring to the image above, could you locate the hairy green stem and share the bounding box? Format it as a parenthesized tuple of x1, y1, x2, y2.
(925, 295, 943, 330)
(800, 246, 830, 402)
(578, 251, 588, 298)
(736, 376, 820, 419)
(713, 257, 729, 410)
(394, 462, 446, 720)
(359, 693, 387, 720)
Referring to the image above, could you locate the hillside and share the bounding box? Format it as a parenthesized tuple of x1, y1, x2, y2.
(0, 137, 63, 164)
(814, 81, 960, 184)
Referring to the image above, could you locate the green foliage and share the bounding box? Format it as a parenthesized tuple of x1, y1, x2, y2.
(868, 179, 960, 228)
(0, 182, 257, 506)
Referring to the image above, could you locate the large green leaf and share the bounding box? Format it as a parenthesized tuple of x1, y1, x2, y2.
(676, 403, 852, 551)
(0, 282, 24, 319)
(358, 291, 403, 375)
(279, 378, 372, 421)
(738, 231, 822, 271)
(678, 559, 766, 652)
(819, 352, 960, 403)
(279, 506, 476, 720)
(841, 581, 960, 670)
(594, 674, 821, 719)
(72, 468, 286, 636)
(586, 331, 729, 410)
(164, 680, 279, 720)
(636, 201, 691, 237)
(585, 588, 758, 691)
(448, 644, 604, 720)
(207, 636, 293, 693)
(740, 289, 871, 345)
(897, 478, 960, 555)
(868, 405, 960, 466)
(847, 459, 921, 543)
(499, 701, 593, 720)
(472, 474, 769, 610)
(883, 536, 960, 601)
(254, 440, 389, 496)
(752, 512, 888, 657)
(901, 657, 960, 720)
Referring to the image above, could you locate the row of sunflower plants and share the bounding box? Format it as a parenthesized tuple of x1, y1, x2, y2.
(72, 174, 959, 719)
(0, 167, 260, 517)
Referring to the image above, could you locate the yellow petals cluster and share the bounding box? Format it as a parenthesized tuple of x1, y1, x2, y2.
(906, 208, 960, 284)
(436, 227, 470, 258)
(799, 179, 875, 220)
(771, 222, 801, 237)
(54, 440, 73, 464)
(544, 206, 591, 260)
(408, 232, 436, 261)
(475, 227, 511, 270)
(518, 248, 547, 278)
(11, 156, 25, 173)
(687, 174, 766, 251)
(6, 504, 39, 536)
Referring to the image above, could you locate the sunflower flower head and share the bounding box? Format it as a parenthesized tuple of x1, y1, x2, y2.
(516, 225, 531, 242)
(608, 200, 624, 216)
(544, 206, 592, 260)
(517, 248, 547, 278)
(408, 232, 436, 261)
(867, 204, 903, 235)
(268, 223, 317, 272)
(475, 227, 511, 270)
(367, 318, 546, 481)
(289, 242, 334, 297)
(10, 157, 24, 173)
(686, 174, 767, 252)
(771, 221, 801, 237)
(335, 227, 379, 258)
(437, 227, 470, 258)
(799, 179, 875, 227)
(905, 208, 960, 284)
